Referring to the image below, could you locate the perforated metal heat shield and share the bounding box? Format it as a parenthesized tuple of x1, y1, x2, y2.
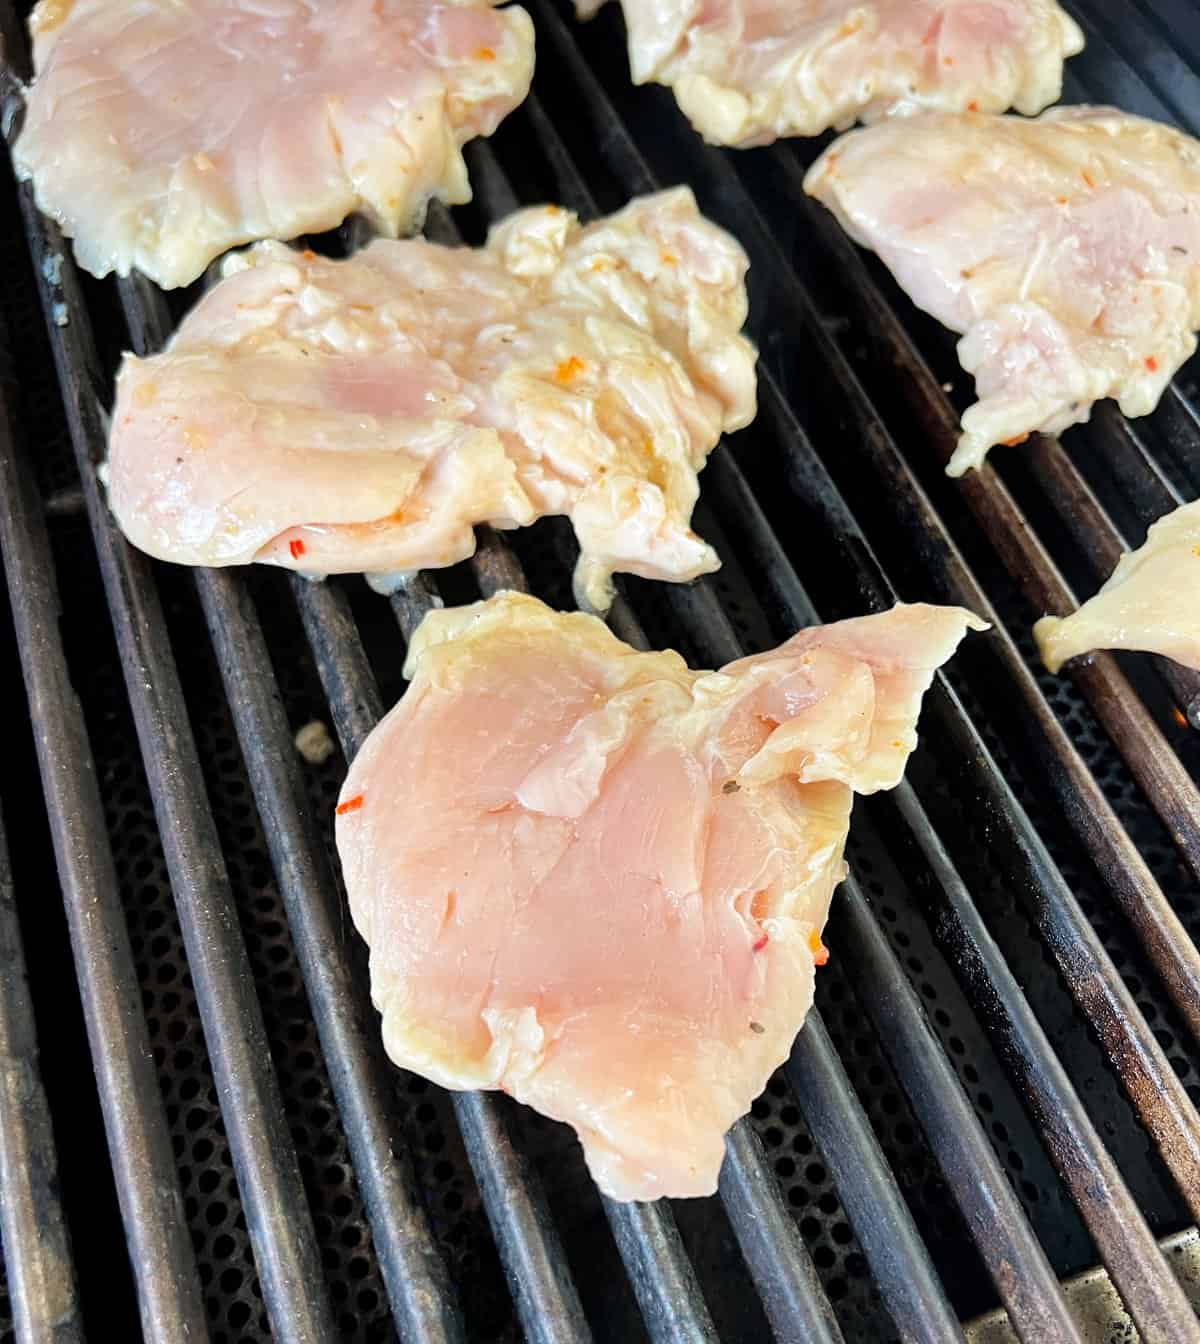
(0, 3, 1198, 1343)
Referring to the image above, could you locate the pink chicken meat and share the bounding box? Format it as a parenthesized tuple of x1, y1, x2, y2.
(336, 591, 985, 1200)
(14, 0, 535, 288)
(105, 189, 756, 610)
(806, 108, 1200, 475)
(576, 0, 1082, 148)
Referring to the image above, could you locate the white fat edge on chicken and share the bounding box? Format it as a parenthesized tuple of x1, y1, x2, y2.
(1034, 498, 1200, 675)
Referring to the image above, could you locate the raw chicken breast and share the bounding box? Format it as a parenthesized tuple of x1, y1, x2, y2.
(806, 108, 1200, 475)
(106, 189, 757, 610)
(14, 0, 535, 288)
(336, 591, 985, 1200)
(576, 0, 1082, 148)
(1035, 499, 1200, 674)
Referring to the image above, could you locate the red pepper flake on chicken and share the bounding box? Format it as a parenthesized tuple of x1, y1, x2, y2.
(575, 0, 1082, 148)
(14, 0, 535, 288)
(105, 188, 756, 610)
(1035, 499, 1200, 676)
(335, 591, 985, 1200)
(806, 108, 1200, 475)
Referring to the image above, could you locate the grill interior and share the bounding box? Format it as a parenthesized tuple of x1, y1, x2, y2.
(0, 2, 1199, 1342)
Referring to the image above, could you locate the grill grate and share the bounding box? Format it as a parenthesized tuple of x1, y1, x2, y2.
(0, 1, 1199, 1341)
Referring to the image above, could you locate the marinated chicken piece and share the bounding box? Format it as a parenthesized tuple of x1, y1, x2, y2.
(336, 591, 985, 1200)
(806, 108, 1200, 475)
(1035, 499, 1200, 674)
(106, 189, 757, 610)
(577, 0, 1082, 148)
(14, 0, 535, 288)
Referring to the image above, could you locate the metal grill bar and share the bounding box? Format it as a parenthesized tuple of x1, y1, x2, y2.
(1085, 406, 1187, 527)
(0, 227, 207, 1344)
(717, 1126, 845, 1344)
(0, 815, 82, 1344)
(783, 1019, 966, 1344)
(832, 876, 1080, 1344)
(1066, 4, 1200, 132)
(196, 569, 469, 1344)
(1156, 390, 1200, 501)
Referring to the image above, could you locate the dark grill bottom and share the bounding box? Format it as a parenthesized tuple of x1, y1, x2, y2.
(0, 0, 1198, 1341)
(0, 344, 1194, 1343)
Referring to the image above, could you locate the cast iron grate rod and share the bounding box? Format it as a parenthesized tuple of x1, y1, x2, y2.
(0, 779, 84, 1343)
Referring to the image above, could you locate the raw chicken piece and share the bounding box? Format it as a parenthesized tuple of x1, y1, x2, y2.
(106, 189, 757, 610)
(14, 0, 535, 288)
(336, 590, 985, 1200)
(806, 108, 1200, 475)
(577, 0, 1082, 148)
(1035, 499, 1200, 674)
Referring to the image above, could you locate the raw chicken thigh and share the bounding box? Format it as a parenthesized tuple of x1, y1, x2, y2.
(576, 0, 1082, 148)
(1035, 499, 1200, 675)
(806, 108, 1200, 475)
(14, 0, 535, 288)
(336, 591, 985, 1200)
(106, 189, 757, 610)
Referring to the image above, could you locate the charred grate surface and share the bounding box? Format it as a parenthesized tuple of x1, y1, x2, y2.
(0, 0, 1199, 1341)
